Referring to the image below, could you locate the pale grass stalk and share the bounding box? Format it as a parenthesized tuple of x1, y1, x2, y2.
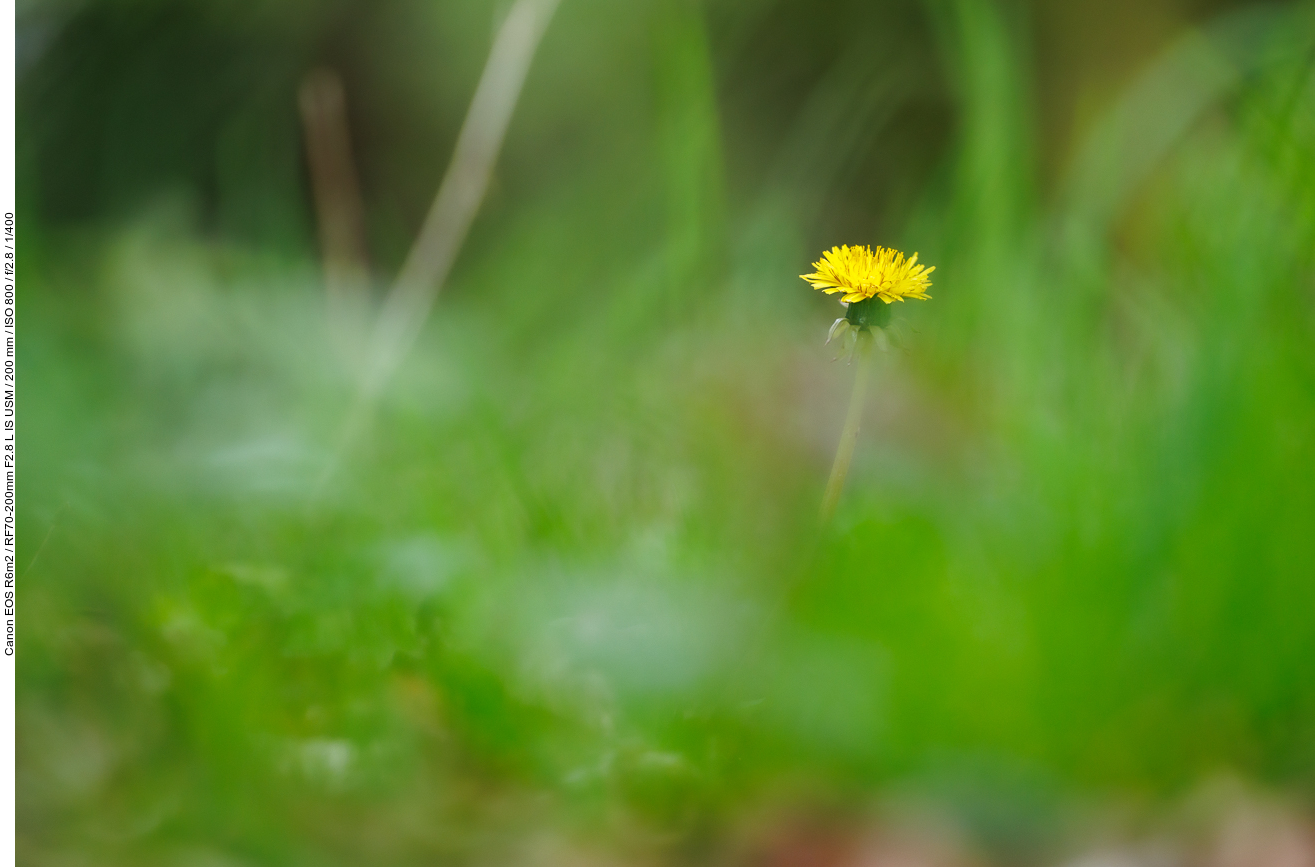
(311, 0, 560, 502)
(361, 0, 561, 402)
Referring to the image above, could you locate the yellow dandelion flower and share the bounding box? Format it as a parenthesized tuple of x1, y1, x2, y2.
(801, 244, 934, 305)
(804, 245, 936, 521)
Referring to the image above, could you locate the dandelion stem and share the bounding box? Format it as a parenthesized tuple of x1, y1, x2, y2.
(820, 331, 873, 522)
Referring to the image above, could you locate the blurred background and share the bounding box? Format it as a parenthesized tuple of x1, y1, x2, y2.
(15, 0, 1315, 864)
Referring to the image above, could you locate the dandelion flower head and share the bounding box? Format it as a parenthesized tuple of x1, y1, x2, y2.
(801, 244, 934, 304)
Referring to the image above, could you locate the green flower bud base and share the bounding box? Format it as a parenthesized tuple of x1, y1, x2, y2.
(845, 296, 892, 331)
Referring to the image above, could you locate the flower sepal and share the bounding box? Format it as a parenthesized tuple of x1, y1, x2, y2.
(843, 296, 892, 331)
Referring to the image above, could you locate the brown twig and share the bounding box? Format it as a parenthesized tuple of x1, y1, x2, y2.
(299, 67, 372, 358)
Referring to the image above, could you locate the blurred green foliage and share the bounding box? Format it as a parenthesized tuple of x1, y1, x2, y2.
(17, 0, 1315, 864)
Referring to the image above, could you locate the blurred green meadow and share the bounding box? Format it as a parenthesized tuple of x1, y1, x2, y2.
(16, 0, 1315, 864)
